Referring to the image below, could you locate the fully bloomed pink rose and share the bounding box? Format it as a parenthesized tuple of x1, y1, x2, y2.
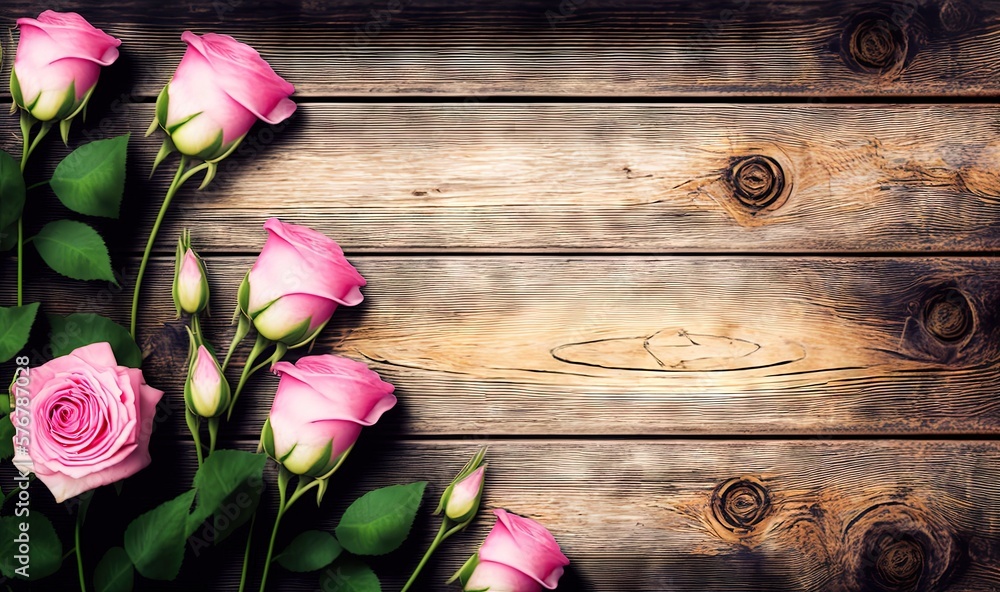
(10, 343, 163, 502)
(242, 218, 366, 347)
(458, 509, 570, 591)
(157, 31, 295, 159)
(261, 355, 395, 477)
(12, 11, 120, 121)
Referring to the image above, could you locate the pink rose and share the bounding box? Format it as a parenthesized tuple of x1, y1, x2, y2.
(261, 355, 395, 477)
(157, 31, 295, 159)
(12, 11, 120, 121)
(458, 509, 570, 591)
(242, 218, 366, 347)
(10, 343, 163, 502)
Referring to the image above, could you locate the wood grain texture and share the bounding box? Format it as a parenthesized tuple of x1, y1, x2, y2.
(3, 103, 1000, 253)
(3, 256, 998, 437)
(5, 440, 1000, 591)
(5, 0, 1000, 97)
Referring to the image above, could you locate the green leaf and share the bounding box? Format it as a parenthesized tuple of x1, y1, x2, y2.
(186, 450, 266, 537)
(277, 531, 342, 572)
(317, 557, 381, 592)
(213, 474, 262, 545)
(0, 303, 39, 364)
(50, 135, 129, 218)
(94, 547, 133, 592)
(0, 151, 25, 229)
(124, 490, 196, 580)
(335, 482, 427, 556)
(0, 419, 14, 460)
(48, 313, 141, 368)
(34, 220, 116, 283)
(0, 512, 63, 580)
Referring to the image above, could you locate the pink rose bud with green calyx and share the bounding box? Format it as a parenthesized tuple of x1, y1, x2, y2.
(154, 31, 295, 161)
(451, 509, 569, 592)
(446, 466, 486, 523)
(261, 355, 395, 477)
(12, 11, 120, 122)
(172, 230, 209, 316)
(174, 248, 209, 315)
(185, 345, 231, 418)
(240, 218, 365, 348)
(436, 447, 488, 525)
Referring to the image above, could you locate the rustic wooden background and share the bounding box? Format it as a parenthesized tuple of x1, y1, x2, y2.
(2, 1, 1000, 590)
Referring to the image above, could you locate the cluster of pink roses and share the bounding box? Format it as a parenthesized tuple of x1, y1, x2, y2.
(7, 10, 569, 592)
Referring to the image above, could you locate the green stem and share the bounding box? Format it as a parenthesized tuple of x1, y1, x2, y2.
(258, 467, 290, 592)
(190, 313, 202, 341)
(185, 408, 204, 468)
(207, 417, 220, 456)
(227, 332, 271, 420)
(75, 508, 86, 592)
(401, 519, 452, 592)
(25, 179, 49, 191)
(16, 120, 50, 307)
(222, 315, 251, 372)
(16, 218, 23, 308)
(130, 157, 210, 339)
(238, 511, 257, 592)
(248, 356, 275, 377)
(257, 471, 323, 592)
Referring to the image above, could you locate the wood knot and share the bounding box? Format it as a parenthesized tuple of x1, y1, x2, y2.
(729, 156, 785, 210)
(938, 0, 975, 33)
(843, 14, 909, 75)
(711, 477, 771, 535)
(874, 535, 925, 590)
(843, 502, 962, 592)
(922, 287, 974, 344)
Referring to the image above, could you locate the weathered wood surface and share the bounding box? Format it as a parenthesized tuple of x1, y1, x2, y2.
(3, 104, 1000, 253)
(5, 0, 1000, 97)
(4, 256, 998, 437)
(3, 1, 1000, 590)
(5, 440, 1000, 591)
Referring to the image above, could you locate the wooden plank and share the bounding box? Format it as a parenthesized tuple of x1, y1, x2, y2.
(4, 256, 999, 437)
(4, 0, 1000, 97)
(3, 103, 1000, 253)
(5, 440, 1000, 590)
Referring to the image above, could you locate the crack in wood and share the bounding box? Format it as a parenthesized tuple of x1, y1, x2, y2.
(552, 328, 806, 373)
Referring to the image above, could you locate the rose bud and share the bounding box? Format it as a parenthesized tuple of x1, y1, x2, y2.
(436, 447, 487, 525)
(446, 466, 486, 523)
(12, 11, 120, 126)
(173, 231, 210, 315)
(9, 343, 163, 503)
(184, 345, 231, 418)
(261, 355, 395, 477)
(240, 218, 365, 348)
(154, 31, 295, 161)
(451, 510, 569, 592)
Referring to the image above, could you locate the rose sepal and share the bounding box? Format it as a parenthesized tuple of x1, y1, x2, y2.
(448, 553, 482, 587)
(9, 68, 25, 113)
(151, 136, 178, 178)
(58, 84, 96, 144)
